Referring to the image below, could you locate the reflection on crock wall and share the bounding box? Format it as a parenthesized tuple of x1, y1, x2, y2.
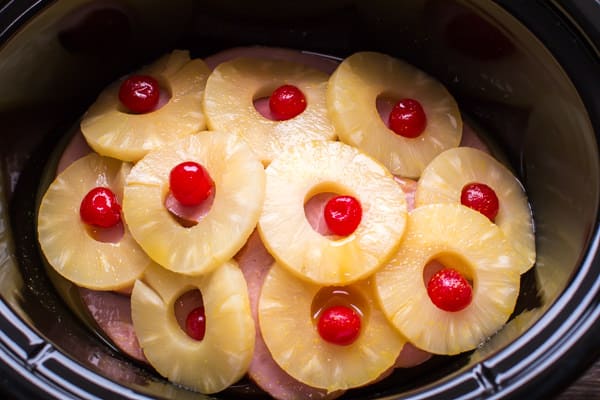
(0, 0, 193, 111)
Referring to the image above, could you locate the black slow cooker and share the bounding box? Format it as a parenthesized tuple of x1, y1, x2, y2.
(0, 0, 598, 399)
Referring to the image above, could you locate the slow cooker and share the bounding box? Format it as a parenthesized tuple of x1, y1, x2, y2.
(0, 0, 598, 399)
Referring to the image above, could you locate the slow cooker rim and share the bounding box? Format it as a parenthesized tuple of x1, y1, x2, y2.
(0, 0, 599, 399)
(475, 0, 600, 397)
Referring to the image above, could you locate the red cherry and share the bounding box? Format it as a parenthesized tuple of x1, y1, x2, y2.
(427, 268, 472, 312)
(388, 98, 427, 138)
(169, 161, 214, 206)
(324, 195, 362, 236)
(269, 84, 307, 121)
(317, 305, 361, 346)
(185, 306, 206, 341)
(80, 187, 122, 228)
(460, 182, 499, 222)
(118, 74, 160, 113)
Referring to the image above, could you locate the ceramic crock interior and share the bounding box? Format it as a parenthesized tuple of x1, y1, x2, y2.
(0, 0, 598, 399)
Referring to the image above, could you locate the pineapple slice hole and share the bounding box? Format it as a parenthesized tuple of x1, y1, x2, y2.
(423, 253, 475, 287)
(252, 83, 282, 101)
(304, 191, 337, 236)
(303, 182, 359, 238)
(376, 93, 429, 136)
(115, 76, 173, 115)
(311, 285, 371, 323)
(252, 84, 308, 121)
(84, 221, 124, 243)
(375, 94, 400, 129)
(173, 288, 205, 339)
(164, 189, 216, 228)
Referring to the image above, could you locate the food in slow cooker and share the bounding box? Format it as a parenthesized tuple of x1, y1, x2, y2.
(36, 47, 535, 398)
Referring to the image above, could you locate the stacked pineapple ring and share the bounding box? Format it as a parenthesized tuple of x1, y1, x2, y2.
(327, 51, 463, 178)
(416, 147, 536, 273)
(81, 50, 211, 162)
(204, 57, 337, 165)
(375, 204, 521, 355)
(259, 262, 405, 392)
(258, 140, 408, 285)
(131, 261, 255, 394)
(37, 153, 153, 290)
(123, 131, 265, 276)
(256, 139, 409, 390)
(36, 48, 536, 397)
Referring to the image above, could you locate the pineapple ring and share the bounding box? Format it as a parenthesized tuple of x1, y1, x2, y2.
(81, 50, 211, 162)
(203, 57, 336, 165)
(375, 204, 521, 355)
(259, 263, 405, 392)
(131, 260, 254, 394)
(123, 131, 265, 275)
(327, 51, 462, 178)
(258, 140, 408, 285)
(37, 153, 153, 290)
(416, 147, 535, 273)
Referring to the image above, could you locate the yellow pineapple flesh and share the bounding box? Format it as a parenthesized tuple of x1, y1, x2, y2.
(37, 153, 152, 290)
(327, 51, 462, 178)
(203, 57, 336, 165)
(416, 147, 535, 273)
(131, 260, 254, 394)
(375, 203, 521, 355)
(259, 263, 405, 392)
(81, 50, 211, 162)
(258, 140, 407, 285)
(123, 131, 265, 275)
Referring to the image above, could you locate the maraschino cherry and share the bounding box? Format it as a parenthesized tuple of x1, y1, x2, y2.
(461, 182, 499, 222)
(317, 305, 361, 346)
(169, 161, 214, 206)
(185, 306, 206, 341)
(118, 74, 160, 113)
(80, 187, 122, 228)
(324, 195, 362, 236)
(389, 98, 427, 138)
(269, 84, 307, 120)
(427, 268, 472, 312)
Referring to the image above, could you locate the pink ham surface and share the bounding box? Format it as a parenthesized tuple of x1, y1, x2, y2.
(56, 128, 92, 175)
(173, 290, 204, 331)
(164, 191, 215, 226)
(56, 46, 496, 397)
(79, 288, 146, 362)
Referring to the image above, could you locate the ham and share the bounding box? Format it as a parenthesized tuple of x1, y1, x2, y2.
(79, 288, 146, 362)
(164, 191, 214, 226)
(54, 45, 495, 397)
(56, 128, 92, 175)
